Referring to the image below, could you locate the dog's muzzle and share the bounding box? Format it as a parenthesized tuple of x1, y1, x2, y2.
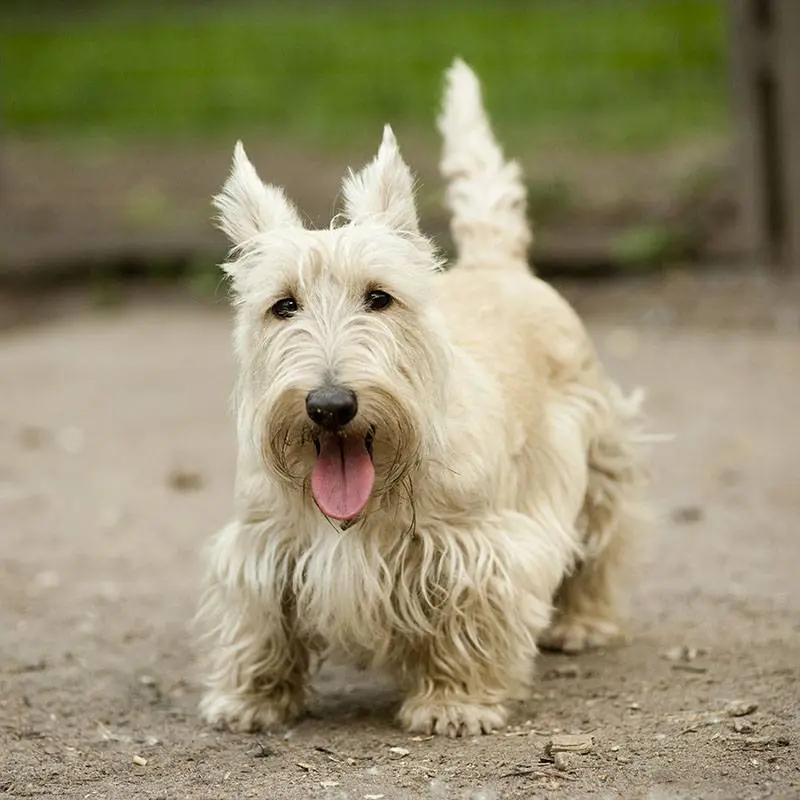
(305, 385, 374, 522)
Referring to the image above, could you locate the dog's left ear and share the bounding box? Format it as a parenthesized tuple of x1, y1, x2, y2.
(213, 141, 304, 246)
(342, 125, 420, 233)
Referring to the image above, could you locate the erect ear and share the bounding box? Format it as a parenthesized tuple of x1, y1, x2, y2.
(341, 125, 420, 233)
(213, 141, 303, 245)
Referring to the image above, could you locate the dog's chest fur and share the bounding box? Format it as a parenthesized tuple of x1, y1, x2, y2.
(283, 517, 438, 659)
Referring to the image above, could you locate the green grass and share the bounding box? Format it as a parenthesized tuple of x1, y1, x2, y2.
(3, 1, 727, 153)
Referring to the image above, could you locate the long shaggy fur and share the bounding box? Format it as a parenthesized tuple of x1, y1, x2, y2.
(196, 60, 646, 738)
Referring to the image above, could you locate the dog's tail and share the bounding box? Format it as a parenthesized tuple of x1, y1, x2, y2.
(438, 58, 532, 272)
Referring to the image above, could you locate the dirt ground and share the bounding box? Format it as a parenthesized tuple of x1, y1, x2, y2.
(1, 270, 798, 800)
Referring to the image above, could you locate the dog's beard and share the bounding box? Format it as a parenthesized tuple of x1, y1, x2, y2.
(256, 383, 424, 522)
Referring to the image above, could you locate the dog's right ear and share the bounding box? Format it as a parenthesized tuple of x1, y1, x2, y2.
(213, 141, 303, 245)
(341, 126, 420, 233)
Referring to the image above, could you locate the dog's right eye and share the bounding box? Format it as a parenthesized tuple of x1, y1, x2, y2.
(271, 297, 299, 319)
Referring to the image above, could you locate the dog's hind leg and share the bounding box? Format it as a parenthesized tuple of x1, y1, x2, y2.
(539, 499, 631, 653)
(196, 520, 309, 732)
(539, 389, 646, 653)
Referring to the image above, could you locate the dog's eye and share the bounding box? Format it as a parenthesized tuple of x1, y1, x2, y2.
(365, 290, 393, 312)
(271, 297, 299, 319)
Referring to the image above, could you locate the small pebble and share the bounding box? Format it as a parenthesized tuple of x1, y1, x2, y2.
(725, 699, 758, 717)
(545, 733, 594, 756)
(743, 736, 773, 749)
(553, 751, 579, 772)
(132, 755, 147, 766)
(388, 746, 409, 757)
(733, 719, 755, 734)
(663, 645, 705, 662)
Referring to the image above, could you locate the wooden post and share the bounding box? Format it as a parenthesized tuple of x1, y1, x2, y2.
(729, 0, 800, 269)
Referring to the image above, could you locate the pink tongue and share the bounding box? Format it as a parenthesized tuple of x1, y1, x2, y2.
(311, 435, 375, 521)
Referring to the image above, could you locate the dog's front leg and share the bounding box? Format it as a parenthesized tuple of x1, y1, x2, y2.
(397, 657, 514, 738)
(395, 593, 538, 738)
(394, 511, 571, 737)
(196, 520, 307, 732)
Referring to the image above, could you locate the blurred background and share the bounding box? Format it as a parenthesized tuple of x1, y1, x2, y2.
(2, 0, 746, 296)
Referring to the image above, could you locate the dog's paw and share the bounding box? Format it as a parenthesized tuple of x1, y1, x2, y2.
(199, 688, 303, 733)
(538, 615, 625, 653)
(398, 697, 508, 737)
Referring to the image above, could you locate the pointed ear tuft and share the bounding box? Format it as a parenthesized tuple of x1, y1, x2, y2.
(213, 141, 303, 245)
(341, 125, 420, 232)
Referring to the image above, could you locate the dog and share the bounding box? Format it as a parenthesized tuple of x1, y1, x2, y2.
(196, 59, 645, 737)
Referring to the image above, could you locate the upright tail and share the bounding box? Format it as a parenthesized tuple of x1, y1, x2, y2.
(438, 58, 532, 271)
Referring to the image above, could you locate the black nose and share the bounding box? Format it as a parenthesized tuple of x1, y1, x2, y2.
(305, 386, 358, 430)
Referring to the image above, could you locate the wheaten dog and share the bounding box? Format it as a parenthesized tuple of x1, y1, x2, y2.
(196, 59, 645, 737)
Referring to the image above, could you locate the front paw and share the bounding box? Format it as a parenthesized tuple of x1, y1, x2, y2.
(200, 687, 303, 733)
(398, 697, 508, 737)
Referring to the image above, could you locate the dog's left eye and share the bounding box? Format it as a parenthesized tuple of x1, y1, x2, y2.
(271, 297, 299, 319)
(365, 290, 393, 312)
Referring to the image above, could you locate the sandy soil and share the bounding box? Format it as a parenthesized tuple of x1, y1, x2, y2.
(1, 272, 798, 799)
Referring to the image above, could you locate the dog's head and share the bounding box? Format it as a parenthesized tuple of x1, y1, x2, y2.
(216, 126, 449, 523)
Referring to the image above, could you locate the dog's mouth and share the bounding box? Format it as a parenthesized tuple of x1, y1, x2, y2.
(311, 428, 375, 522)
(312, 430, 374, 458)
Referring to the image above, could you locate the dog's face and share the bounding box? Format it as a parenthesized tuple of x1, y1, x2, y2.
(216, 128, 449, 523)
